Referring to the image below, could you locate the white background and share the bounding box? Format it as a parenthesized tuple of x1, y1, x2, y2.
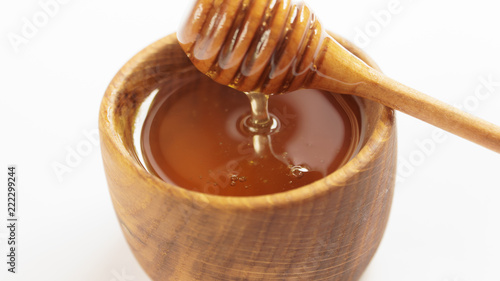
(1, 0, 499, 280)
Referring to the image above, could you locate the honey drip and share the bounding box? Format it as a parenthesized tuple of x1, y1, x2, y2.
(245, 91, 272, 131)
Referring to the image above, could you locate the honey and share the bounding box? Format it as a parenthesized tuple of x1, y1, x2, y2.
(140, 73, 362, 196)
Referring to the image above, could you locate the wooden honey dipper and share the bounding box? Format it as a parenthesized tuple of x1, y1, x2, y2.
(178, 0, 500, 153)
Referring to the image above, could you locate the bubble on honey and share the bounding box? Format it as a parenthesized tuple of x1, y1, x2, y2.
(230, 175, 238, 186)
(289, 165, 311, 179)
(230, 174, 248, 187)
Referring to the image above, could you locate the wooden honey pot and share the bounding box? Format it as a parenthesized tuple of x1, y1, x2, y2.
(99, 32, 397, 280)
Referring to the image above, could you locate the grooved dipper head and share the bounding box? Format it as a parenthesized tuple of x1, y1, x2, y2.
(177, 0, 327, 94)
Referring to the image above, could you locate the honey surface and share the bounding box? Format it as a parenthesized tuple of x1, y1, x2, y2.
(141, 75, 361, 196)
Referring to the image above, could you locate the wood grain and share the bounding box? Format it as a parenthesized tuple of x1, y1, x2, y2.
(99, 33, 397, 280)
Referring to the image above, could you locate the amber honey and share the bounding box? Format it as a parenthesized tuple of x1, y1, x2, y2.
(141, 74, 362, 196)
